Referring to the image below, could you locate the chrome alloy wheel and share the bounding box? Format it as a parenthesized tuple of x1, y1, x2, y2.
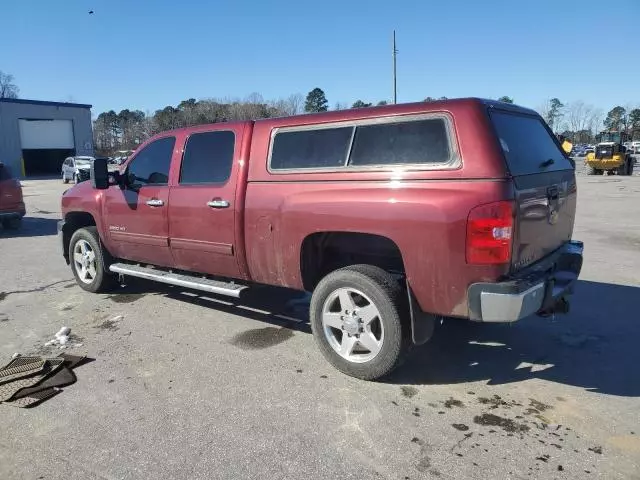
(321, 287, 384, 363)
(73, 239, 97, 284)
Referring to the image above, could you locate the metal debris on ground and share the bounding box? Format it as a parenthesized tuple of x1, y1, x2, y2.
(0, 353, 89, 408)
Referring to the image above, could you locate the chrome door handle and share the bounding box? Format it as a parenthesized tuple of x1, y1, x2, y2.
(146, 199, 164, 207)
(207, 199, 230, 209)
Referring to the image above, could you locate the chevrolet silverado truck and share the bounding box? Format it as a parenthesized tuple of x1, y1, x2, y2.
(58, 98, 583, 380)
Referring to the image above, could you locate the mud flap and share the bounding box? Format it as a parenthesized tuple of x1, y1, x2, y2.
(406, 283, 435, 345)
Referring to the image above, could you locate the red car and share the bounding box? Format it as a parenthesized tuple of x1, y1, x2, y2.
(59, 98, 583, 380)
(0, 162, 25, 230)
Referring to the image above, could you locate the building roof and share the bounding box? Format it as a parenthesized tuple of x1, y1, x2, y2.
(0, 98, 92, 109)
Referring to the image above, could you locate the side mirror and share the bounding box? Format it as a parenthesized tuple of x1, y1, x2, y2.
(90, 158, 109, 189)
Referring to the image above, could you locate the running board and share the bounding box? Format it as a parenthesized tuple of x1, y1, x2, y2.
(108, 263, 247, 298)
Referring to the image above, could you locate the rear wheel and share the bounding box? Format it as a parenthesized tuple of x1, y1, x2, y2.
(62, 173, 69, 184)
(69, 226, 117, 293)
(310, 264, 406, 380)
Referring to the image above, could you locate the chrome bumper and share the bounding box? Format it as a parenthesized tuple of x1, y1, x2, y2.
(468, 241, 584, 323)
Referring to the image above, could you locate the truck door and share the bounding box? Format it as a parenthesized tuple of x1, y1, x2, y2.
(102, 135, 176, 267)
(167, 125, 245, 279)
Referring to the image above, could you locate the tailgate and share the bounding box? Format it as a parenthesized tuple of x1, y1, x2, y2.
(489, 110, 577, 271)
(511, 171, 576, 270)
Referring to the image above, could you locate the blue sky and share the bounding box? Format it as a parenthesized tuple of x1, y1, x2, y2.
(2, 0, 638, 116)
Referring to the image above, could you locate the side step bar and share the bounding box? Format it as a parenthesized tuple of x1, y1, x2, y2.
(109, 263, 247, 298)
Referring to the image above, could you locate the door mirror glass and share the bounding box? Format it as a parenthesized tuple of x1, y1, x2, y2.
(91, 158, 109, 189)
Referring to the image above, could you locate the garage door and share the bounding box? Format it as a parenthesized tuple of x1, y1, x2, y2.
(18, 119, 74, 149)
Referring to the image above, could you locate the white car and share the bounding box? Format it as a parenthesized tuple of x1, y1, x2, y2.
(61, 156, 95, 184)
(631, 141, 640, 154)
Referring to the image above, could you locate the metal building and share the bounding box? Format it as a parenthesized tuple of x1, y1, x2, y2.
(0, 98, 93, 178)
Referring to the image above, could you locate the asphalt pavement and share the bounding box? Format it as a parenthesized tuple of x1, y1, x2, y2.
(1, 170, 639, 480)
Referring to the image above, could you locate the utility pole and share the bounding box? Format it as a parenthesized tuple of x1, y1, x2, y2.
(392, 30, 398, 104)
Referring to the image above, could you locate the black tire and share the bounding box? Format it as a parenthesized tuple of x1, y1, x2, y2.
(629, 160, 634, 176)
(617, 161, 627, 176)
(69, 226, 117, 293)
(1, 217, 22, 230)
(310, 264, 406, 380)
(63, 173, 69, 184)
(585, 164, 595, 175)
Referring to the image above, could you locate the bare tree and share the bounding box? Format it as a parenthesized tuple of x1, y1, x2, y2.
(270, 93, 304, 116)
(0, 70, 19, 99)
(565, 101, 594, 133)
(286, 93, 304, 115)
(333, 101, 349, 111)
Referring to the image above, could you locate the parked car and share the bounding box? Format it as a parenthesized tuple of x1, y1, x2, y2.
(0, 162, 25, 230)
(61, 156, 95, 184)
(58, 98, 583, 380)
(631, 141, 640, 154)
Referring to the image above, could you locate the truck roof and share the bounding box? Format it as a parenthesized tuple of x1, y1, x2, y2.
(155, 98, 539, 136)
(255, 97, 538, 128)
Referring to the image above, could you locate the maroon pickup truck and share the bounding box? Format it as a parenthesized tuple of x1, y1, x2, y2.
(59, 98, 583, 380)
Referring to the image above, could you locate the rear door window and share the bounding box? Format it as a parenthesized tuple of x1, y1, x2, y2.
(490, 111, 574, 175)
(180, 131, 235, 184)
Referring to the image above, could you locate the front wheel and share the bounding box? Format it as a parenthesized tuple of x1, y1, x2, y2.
(62, 173, 69, 184)
(69, 226, 117, 293)
(310, 265, 406, 380)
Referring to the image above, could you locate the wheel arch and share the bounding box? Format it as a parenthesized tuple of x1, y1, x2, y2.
(61, 211, 98, 264)
(300, 231, 406, 291)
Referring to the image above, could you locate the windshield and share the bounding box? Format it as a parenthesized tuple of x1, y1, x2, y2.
(490, 111, 574, 176)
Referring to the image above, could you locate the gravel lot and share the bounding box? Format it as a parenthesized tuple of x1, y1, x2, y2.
(1, 164, 639, 480)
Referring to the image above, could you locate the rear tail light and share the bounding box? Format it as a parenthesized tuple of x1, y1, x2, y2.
(466, 201, 514, 265)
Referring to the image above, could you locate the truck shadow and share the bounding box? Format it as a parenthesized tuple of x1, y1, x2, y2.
(389, 280, 640, 397)
(113, 278, 312, 335)
(111, 278, 639, 397)
(0, 216, 59, 238)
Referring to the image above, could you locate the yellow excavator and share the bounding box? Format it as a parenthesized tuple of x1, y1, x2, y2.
(585, 132, 634, 175)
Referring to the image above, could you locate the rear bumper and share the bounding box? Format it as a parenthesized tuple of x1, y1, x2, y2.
(467, 241, 583, 323)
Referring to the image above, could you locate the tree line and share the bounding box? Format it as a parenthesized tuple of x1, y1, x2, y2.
(1, 69, 638, 152)
(91, 89, 523, 153)
(537, 98, 640, 144)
